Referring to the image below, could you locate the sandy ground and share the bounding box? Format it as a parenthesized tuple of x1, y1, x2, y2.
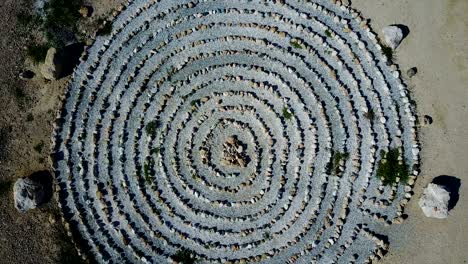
(352, 0, 468, 263)
(0, 0, 466, 263)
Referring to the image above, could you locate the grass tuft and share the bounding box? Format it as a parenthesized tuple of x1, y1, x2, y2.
(96, 22, 113, 36)
(290, 40, 303, 49)
(282, 107, 293, 120)
(0, 181, 13, 197)
(377, 148, 409, 185)
(190, 99, 200, 107)
(26, 113, 34, 122)
(324, 30, 332, 38)
(364, 109, 375, 121)
(145, 121, 160, 136)
(326, 151, 349, 175)
(172, 249, 197, 264)
(34, 141, 45, 153)
(43, 0, 83, 47)
(143, 161, 154, 183)
(27, 44, 50, 64)
(17, 11, 43, 27)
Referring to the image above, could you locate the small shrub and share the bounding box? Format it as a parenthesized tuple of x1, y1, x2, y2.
(26, 113, 34, 122)
(190, 99, 199, 107)
(27, 44, 50, 64)
(97, 21, 113, 36)
(282, 107, 293, 120)
(0, 181, 12, 197)
(14, 87, 27, 100)
(172, 249, 197, 264)
(376, 148, 409, 185)
(151, 148, 160, 155)
(34, 141, 45, 153)
(364, 109, 375, 121)
(326, 151, 349, 175)
(381, 45, 394, 62)
(0, 127, 10, 161)
(145, 121, 160, 136)
(43, 0, 83, 47)
(17, 11, 42, 27)
(143, 162, 151, 182)
(324, 30, 332, 38)
(290, 40, 303, 49)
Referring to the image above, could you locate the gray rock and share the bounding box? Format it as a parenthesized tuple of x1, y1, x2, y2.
(418, 183, 450, 219)
(407, 67, 417, 78)
(423, 115, 433, 126)
(382, 26, 404, 49)
(40, 47, 63, 80)
(13, 177, 46, 213)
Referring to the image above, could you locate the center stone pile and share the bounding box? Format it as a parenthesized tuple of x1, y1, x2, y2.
(52, 0, 419, 263)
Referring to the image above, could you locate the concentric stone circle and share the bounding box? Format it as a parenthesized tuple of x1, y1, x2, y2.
(52, 0, 420, 263)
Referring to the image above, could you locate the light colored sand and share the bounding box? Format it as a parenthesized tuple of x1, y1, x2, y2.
(352, 0, 468, 263)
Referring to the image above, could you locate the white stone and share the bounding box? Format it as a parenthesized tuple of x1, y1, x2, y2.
(14, 177, 46, 213)
(382, 26, 404, 49)
(418, 183, 450, 219)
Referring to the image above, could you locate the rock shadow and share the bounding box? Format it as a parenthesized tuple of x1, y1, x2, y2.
(432, 175, 461, 210)
(390, 24, 410, 39)
(59, 42, 85, 78)
(29, 170, 54, 205)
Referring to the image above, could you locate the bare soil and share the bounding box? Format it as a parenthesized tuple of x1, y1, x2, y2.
(0, 0, 124, 263)
(352, 0, 468, 263)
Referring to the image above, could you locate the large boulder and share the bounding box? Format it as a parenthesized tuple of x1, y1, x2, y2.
(418, 183, 450, 219)
(40, 47, 64, 80)
(13, 177, 47, 213)
(382, 26, 404, 49)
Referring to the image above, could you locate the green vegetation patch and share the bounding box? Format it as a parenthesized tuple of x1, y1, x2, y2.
(96, 20, 113, 36)
(190, 99, 200, 107)
(172, 249, 197, 264)
(43, 0, 83, 46)
(324, 29, 332, 38)
(381, 45, 394, 62)
(376, 148, 409, 185)
(290, 40, 303, 49)
(143, 158, 156, 183)
(27, 44, 50, 64)
(16, 11, 42, 27)
(326, 151, 349, 175)
(26, 113, 34, 122)
(34, 141, 45, 153)
(364, 109, 375, 121)
(145, 120, 160, 136)
(282, 107, 293, 120)
(0, 181, 13, 197)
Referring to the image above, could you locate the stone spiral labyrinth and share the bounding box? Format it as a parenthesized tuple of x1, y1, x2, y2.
(52, 0, 420, 263)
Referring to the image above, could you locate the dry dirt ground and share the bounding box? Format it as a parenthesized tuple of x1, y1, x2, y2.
(352, 0, 468, 263)
(0, 0, 466, 263)
(0, 1, 124, 263)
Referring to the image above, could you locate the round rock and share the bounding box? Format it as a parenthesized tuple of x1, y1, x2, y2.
(382, 25, 404, 49)
(423, 115, 433, 126)
(13, 177, 46, 213)
(407, 67, 417, 78)
(418, 183, 450, 219)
